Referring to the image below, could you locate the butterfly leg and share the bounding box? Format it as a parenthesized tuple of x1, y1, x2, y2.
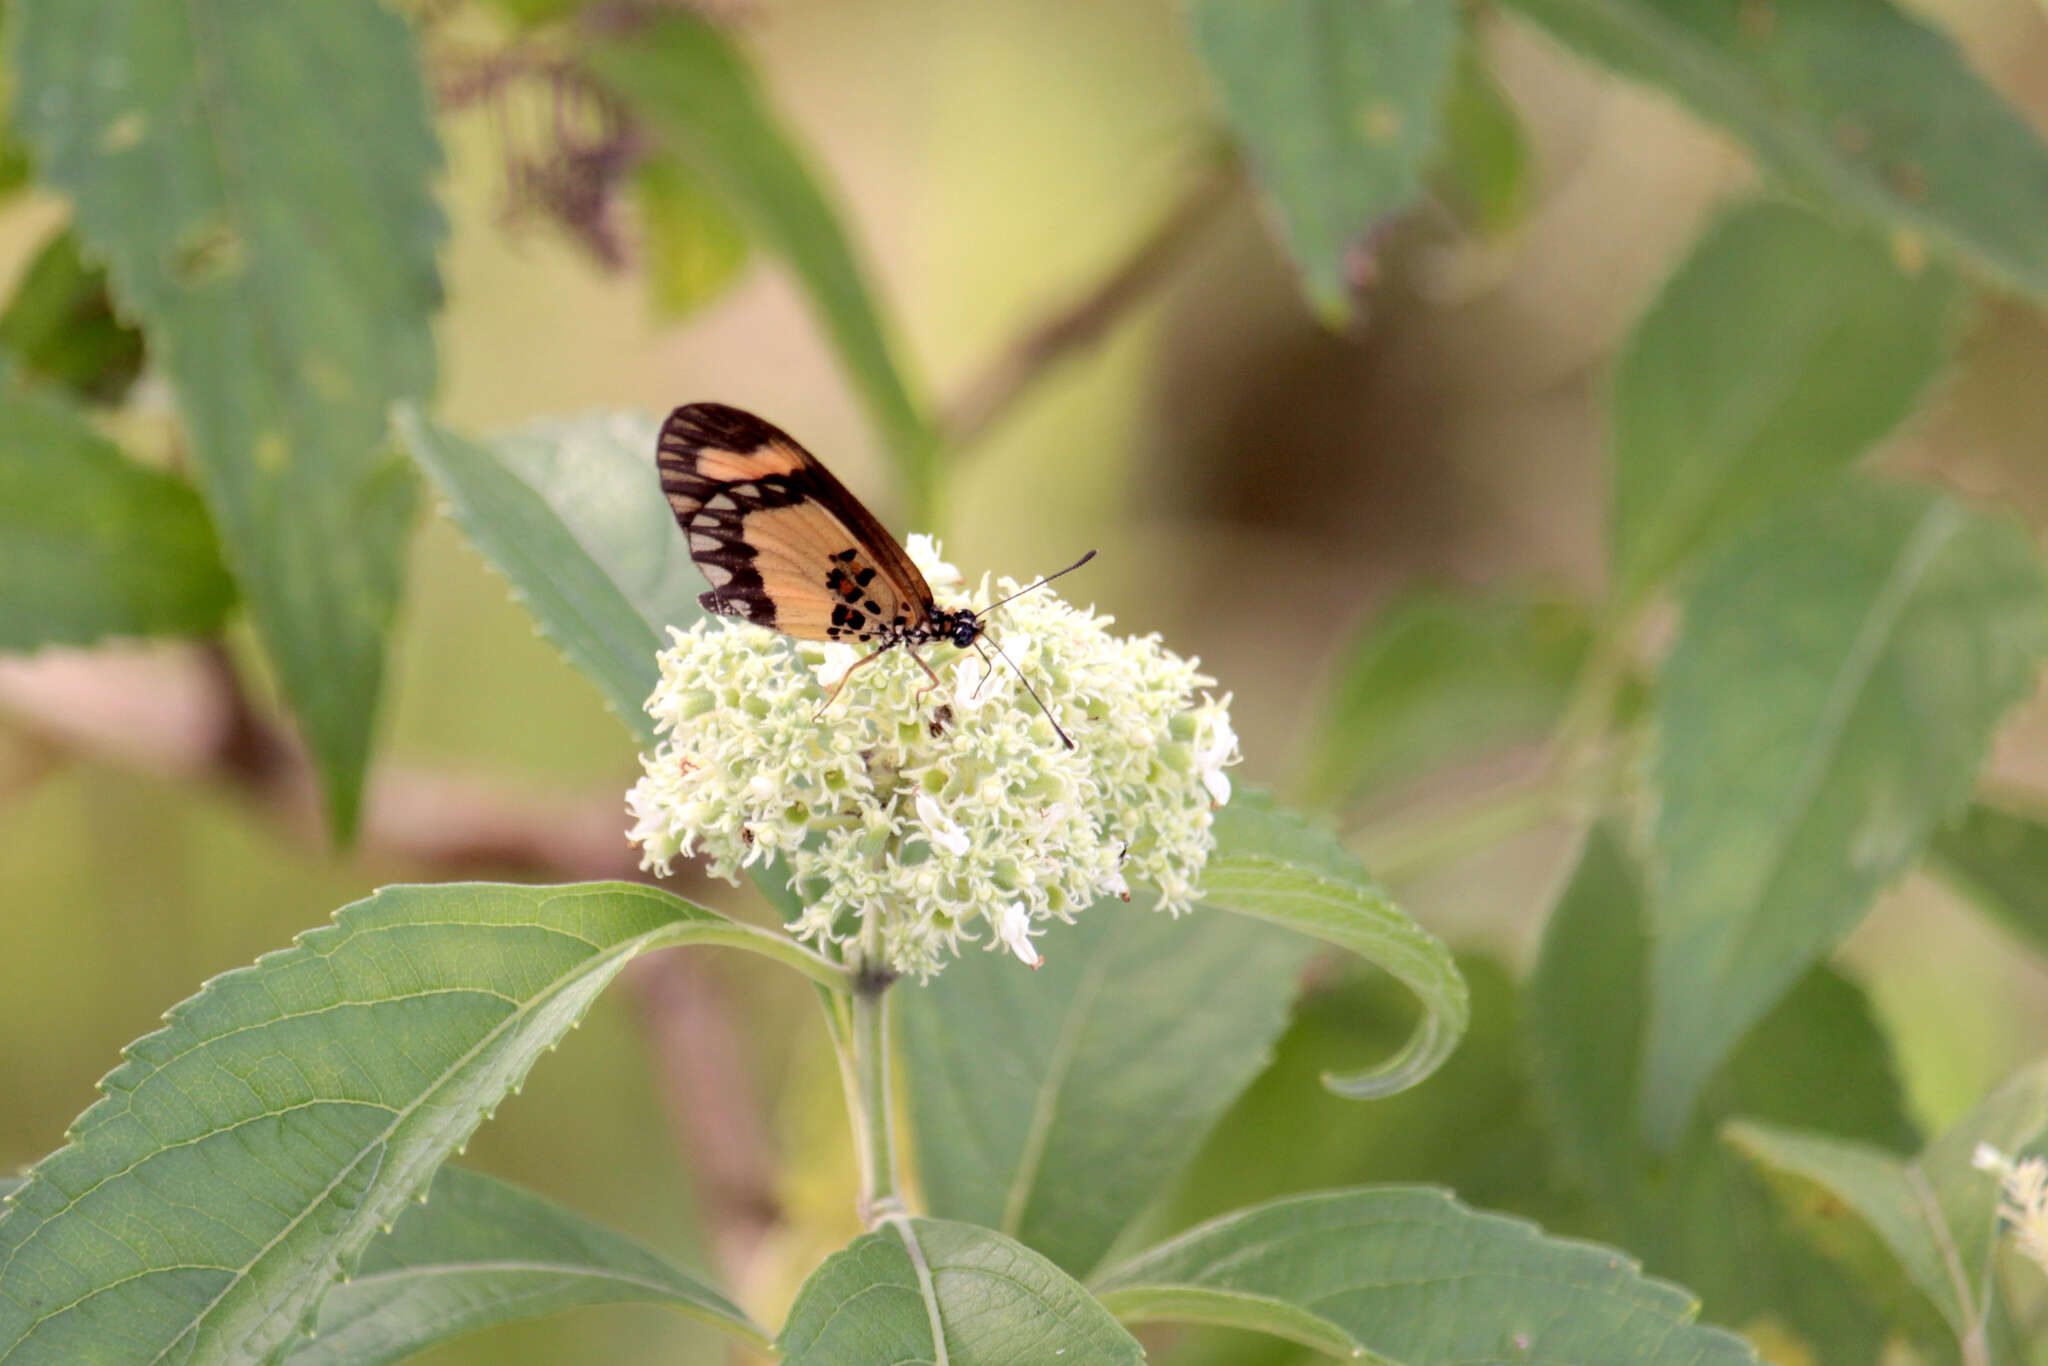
(907, 647, 945, 700)
(813, 644, 894, 719)
(969, 639, 999, 698)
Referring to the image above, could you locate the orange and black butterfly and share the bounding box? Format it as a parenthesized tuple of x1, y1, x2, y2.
(656, 402, 1093, 747)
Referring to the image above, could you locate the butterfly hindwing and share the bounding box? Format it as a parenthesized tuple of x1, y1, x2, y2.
(657, 403, 934, 643)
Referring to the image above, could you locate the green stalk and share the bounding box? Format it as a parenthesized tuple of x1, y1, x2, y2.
(830, 912, 906, 1227)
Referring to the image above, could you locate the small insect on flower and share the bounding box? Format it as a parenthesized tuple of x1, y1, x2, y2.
(656, 402, 1092, 746)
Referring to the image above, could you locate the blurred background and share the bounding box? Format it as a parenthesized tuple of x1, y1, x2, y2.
(6, 0, 2048, 1360)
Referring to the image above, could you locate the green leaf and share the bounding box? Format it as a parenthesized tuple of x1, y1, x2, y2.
(0, 378, 233, 649)
(1525, 827, 1648, 1209)
(0, 882, 847, 1366)
(1612, 199, 1961, 601)
(1170, 956, 1572, 1250)
(396, 409, 702, 745)
(480, 0, 584, 27)
(0, 228, 144, 403)
(1649, 982, 1910, 1365)
(1187, 0, 1461, 324)
(1643, 484, 2048, 1145)
(0, 131, 27, 204)
(901, 901, 1314, 1279)
(1727, 1062, 2048, 1341)
(1436, 46, 1533, 238)
(1927, 802, 2048, 959)
(1095, 1283, 1364, 1360)
(1494, 0, 2048, 302)
(284, 1165, 766, 1366)
(1527, 831, 1914, 1363)
(0, 3, 32, 205)
(776, 1217, 1143, 1365)
(1297, 589, 1591, 809)
(1093, 1188, 1759, 1364)
(1205, 793, 1468, 1098)
(635, 155, 752, 320)
(586, 14, 938, 519)
(12, 0, 446, 839)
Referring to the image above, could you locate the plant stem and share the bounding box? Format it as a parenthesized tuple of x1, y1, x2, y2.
(939, 161, 1236, 452)
(831, 911, 906, 1226)
(1547, 602, 1642, 781)
(846, 973, 904, 1224)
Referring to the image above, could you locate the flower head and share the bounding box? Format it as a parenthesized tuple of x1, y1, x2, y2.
(626, 536, 1236, 977)
(1976, 1143, 2048, 1274)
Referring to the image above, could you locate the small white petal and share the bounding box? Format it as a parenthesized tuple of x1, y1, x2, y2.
(1199, 713, 1239, 769)
(906, 533, 962, 586)
(1202, 766, 1232, 806)
(916, 791, 971, 857)
(1977, 1143, 2011, 1174)
(997, 901, 1043, 968)
(953, 655, 995, 712)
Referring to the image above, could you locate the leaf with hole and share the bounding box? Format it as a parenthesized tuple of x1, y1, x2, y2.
(11, 0, 445, 837)
(0, 378, 234, 650)
(0, 228, 144, 403)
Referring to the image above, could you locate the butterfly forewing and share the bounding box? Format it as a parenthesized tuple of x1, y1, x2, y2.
(657, 403, 934, 643)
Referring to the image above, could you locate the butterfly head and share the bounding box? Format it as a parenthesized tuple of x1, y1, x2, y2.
(935, 608, 982, 650)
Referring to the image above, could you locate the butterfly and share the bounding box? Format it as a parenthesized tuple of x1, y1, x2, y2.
(656, 402, 1093, 747)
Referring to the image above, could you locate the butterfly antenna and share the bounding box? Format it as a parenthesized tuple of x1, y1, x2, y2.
(981, 626, 1075, 750)
(977, 549, 1098, 620)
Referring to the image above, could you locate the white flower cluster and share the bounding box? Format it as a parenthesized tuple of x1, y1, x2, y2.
(626, 536, 1237, 978)
(1977, 1143, 2048, 1275)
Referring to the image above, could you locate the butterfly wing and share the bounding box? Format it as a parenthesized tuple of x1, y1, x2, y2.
(656, 403, 935, 643)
